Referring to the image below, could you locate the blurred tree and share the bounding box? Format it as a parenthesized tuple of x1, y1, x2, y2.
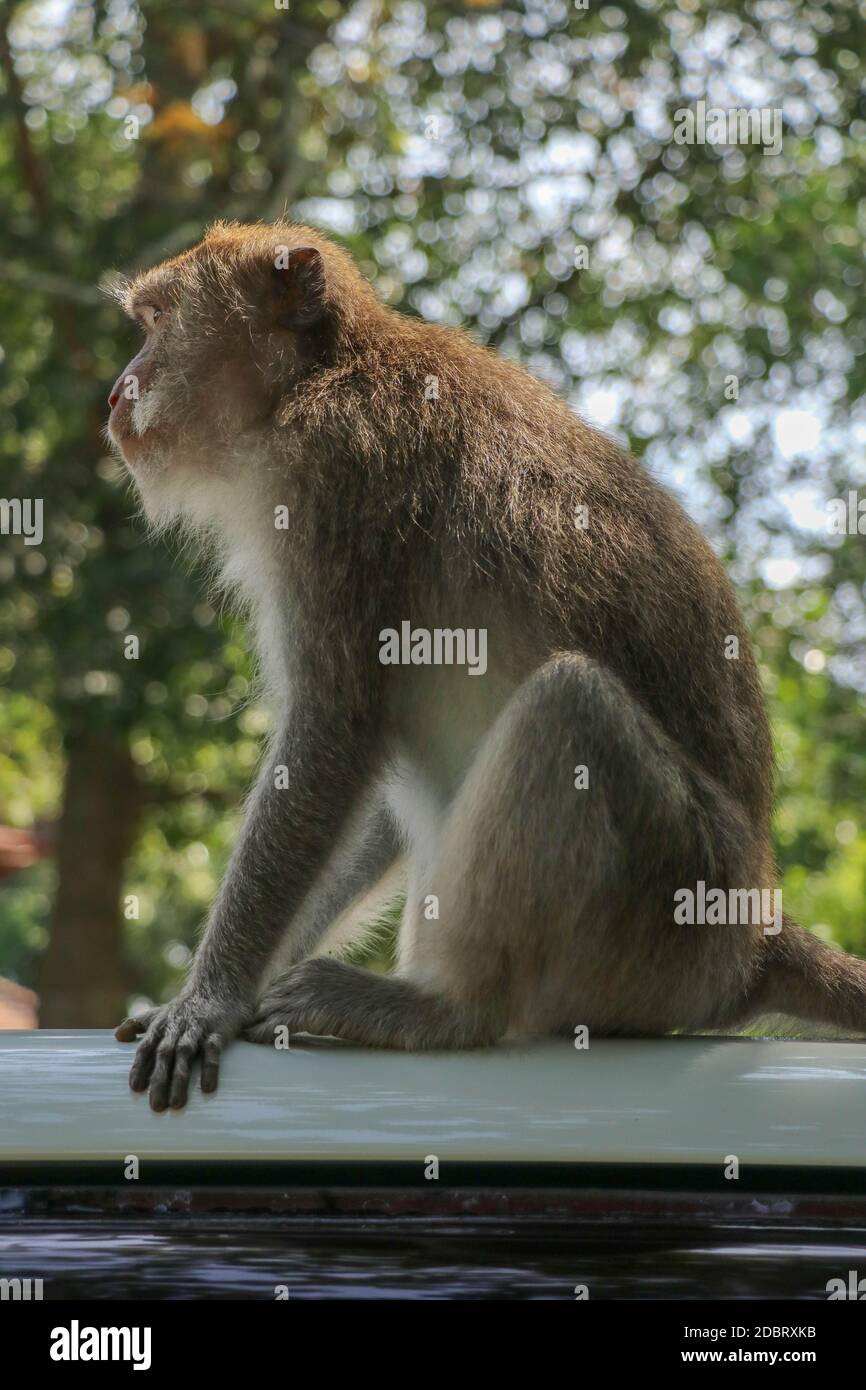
(0, 0, 339, 1021)
(0, 0, 864, 1025)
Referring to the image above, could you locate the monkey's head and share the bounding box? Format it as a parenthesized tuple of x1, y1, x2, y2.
(106, 221, 376, 526)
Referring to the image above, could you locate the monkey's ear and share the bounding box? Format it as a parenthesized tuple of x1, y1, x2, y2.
(270, 246, 326, 329)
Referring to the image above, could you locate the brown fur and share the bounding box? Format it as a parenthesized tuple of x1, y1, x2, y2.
(109, 221, 864, 1109)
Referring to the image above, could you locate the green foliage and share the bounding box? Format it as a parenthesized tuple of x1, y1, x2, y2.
(1, 0, 865, 1006)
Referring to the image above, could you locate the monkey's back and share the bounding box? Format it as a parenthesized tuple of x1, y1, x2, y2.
(453, 340, 774, 829)
(297, 308, 775, 831)
(408, 319, 771, 829)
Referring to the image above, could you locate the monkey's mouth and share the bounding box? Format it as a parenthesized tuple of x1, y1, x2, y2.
(108, 417, 157, 468)
(110, 433, 144, 468)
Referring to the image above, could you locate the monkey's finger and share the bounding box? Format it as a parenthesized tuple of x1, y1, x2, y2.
(200, 1033, 223, 1094)
(115, 1013, 154, 1042)
(241, 1018, 273, 1045)
(168, 1037, 196, 1110)
(147, 1040, 177, 1112)
(128, 1026, 163, 1092)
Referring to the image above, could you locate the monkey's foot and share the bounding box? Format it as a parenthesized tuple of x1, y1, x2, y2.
(242, 957, 503, 1050)
(242, 960, 345, 1045)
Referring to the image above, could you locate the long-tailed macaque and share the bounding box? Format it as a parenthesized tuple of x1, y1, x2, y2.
(107, 221, 866, 1110)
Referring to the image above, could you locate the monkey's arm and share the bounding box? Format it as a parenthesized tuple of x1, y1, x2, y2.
(116, 697, 383, 1110)
(258, 794, 403, 985)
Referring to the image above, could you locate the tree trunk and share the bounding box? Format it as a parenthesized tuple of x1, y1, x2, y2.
(38, 731, 143, 1027)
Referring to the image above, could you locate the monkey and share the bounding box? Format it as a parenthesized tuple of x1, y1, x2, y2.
(106, 219, 866, 1111)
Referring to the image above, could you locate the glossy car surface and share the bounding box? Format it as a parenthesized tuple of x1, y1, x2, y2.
(2, 1032, 865, 1298)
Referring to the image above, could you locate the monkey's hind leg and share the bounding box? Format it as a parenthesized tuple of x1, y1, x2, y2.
(245, 651, 757, 1050)
(242, 956, 505, 1050)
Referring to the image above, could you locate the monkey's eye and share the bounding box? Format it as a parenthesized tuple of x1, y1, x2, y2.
(137, 305, 163, 331)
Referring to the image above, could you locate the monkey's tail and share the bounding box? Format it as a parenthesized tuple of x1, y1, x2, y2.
(753, 915, 866, 1036)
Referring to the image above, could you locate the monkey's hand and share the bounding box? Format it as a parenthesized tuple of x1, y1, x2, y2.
(115, 989, 245, 1111)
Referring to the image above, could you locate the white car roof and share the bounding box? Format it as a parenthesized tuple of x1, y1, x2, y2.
(1, 1030, 865, 1171)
